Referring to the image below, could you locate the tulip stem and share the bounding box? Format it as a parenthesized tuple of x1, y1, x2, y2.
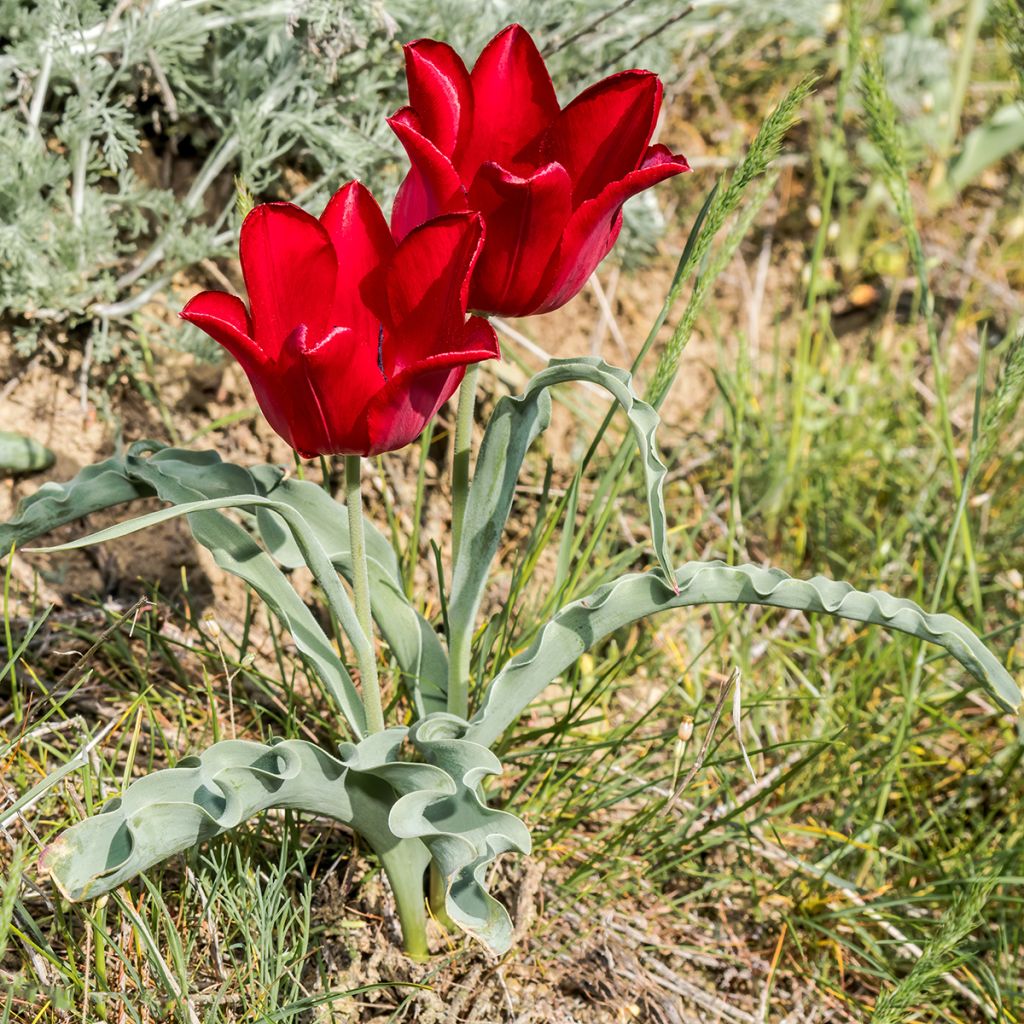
(345, 455, 385, 734)
(451, 364, 479, 561)
(377, 841, 431, 960)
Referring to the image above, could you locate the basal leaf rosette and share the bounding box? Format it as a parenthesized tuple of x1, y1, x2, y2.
(387, 714, 532, 953)
(38, 735, 410, 902)
(38, 720, 530, 954)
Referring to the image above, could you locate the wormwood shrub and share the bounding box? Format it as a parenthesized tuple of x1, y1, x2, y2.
(0, 0, 830, 369)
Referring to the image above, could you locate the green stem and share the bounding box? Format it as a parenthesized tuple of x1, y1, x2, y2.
(318, 455, 332, 495)
(377, 842, 431, 961)
(929, 329, 988, 613)
(447, 367, 480, 720)
(942, 0, 986, 157)
(576, 183, 719, 478)
(345, 455, 385, 734)
(451, 364, 479, 560)
(856, 338, 987, 878)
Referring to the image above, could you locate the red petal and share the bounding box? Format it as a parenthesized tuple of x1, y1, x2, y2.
(180, 291, 262, 367)
(239, 203, 337, 359)
(247, 324, 320, 455)
(462, 24, 559, 178)
(465, 161, 573, 316)
(404, 38, 473, 160)
(289, 325, 377, 455)
(252, 325, 379, 457)
(364, 318, 499, 456)
(382, 212, 484, 374)
(365, 363, 465, 456)
(389, 109, 469, 240)
(552, 70, 662, 206)
(459, 314, 502, 362)
(535, 145, 689, 313)
(319, 181, 394, 338)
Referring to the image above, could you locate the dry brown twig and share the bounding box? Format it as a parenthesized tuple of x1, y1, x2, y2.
(665, 667, 738, 812)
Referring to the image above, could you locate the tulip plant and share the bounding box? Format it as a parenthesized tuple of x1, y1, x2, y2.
(3, 26, 1020, 961)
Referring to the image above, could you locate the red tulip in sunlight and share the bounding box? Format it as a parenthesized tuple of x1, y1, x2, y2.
(180, 183, 499, 457)
(389, 24, 691, 317)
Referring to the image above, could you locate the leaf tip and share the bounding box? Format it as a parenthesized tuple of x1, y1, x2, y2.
(38, 837, 78, 901)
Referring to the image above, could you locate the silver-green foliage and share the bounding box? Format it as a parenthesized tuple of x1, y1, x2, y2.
(447, 358, 675, 714)
(41, 720, 530, 953)
(1, 0, 396, 355)
(0, 443, 446, 728)
(2, 0, 831, 361)
(0, 432, 55, 474)
(467, 561, 1021, 748)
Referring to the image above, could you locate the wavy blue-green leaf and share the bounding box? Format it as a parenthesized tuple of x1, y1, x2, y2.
(390, 714, 531, 951)
(119, 450, 367, 735)
(0, 443, 444, 718)
(40, 734, 428, 902)
(0, 446, 159, 552)
(0, 444, 366, 731)
(41, 723, 529, 954)
(0, 432, 55, 474)
(467, 561, 1021, 747)
(130, 443, 284, 498)
(448, 357, 675, 713)
(28, 483, 370, 736)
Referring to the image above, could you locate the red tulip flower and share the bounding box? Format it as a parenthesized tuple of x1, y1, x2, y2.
(180, 183, 499, 457)
(388, 24, 691, 317)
